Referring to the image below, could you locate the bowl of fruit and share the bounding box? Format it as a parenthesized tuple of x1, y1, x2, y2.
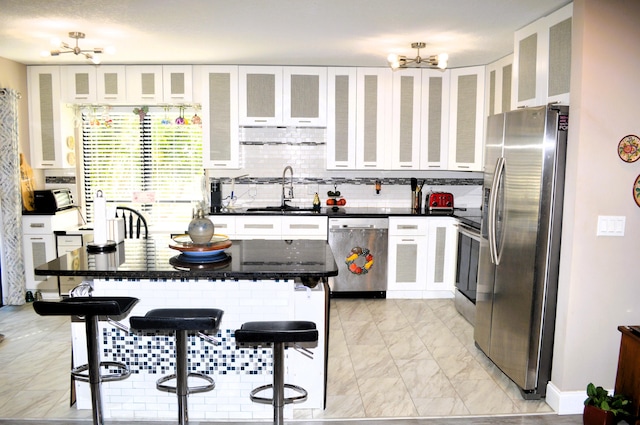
(326, 185, 346, 211)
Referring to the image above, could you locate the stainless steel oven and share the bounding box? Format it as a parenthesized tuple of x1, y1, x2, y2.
(328, 218, 388, 298)
(455, 222, 480, 324)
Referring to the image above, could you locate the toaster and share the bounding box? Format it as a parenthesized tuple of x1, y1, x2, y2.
(33, 189, 76, 213)
(425, 191, 454, 211)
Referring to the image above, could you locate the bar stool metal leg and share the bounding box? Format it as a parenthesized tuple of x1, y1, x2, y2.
(176, 329, 189, 425)
(273, 341, 285, 425)
(86, 315, 104, 425)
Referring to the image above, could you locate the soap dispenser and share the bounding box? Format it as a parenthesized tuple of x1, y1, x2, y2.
(313, 193, 321, 211)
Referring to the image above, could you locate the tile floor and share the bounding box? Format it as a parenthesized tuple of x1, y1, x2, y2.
(0, 298, 557, 422)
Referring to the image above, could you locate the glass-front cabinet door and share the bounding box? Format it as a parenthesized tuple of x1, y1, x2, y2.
(326, 67, 356, 169)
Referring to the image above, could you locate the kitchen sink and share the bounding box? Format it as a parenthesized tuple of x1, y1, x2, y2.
(245, 206, 318, 214)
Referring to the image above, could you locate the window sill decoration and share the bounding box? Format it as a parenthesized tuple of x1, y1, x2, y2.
(133, 106, 148, 121)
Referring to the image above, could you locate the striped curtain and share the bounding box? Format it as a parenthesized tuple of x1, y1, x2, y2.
(0, 88, 26, 305)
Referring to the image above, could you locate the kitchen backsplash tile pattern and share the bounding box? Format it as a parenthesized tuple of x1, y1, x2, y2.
(210, 126, 483, 208)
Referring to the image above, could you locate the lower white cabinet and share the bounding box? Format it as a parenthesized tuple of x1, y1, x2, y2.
(387, 217, 428, 298)
(23, 233, 57, 296)
(425, 217, 458, 296)
(22, 210, 77, 297)
(209, 215, 236, 237)
(281, 216, 328, 240)
(387, 216, 458, 299)
(235, 216, 283, 240)
(208, 215, 327, 240)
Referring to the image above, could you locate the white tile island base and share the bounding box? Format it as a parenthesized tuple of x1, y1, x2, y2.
(70, 278, 327, 421)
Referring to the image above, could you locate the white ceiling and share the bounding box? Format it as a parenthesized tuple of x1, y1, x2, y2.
(0, 0, 571, 68)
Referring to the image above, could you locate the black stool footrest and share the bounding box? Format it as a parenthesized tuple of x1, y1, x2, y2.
(156, 372, 215, 394)
(71, 361, 131, 383)
(249, 383, 308, 405)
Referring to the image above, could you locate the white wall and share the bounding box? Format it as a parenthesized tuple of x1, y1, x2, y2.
(551, 0, 640, 406)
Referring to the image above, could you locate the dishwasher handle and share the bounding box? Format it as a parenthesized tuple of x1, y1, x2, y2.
(332, 224, 382, 230)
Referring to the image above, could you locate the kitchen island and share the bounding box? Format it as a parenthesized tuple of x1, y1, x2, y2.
(35, 237, 338, 422)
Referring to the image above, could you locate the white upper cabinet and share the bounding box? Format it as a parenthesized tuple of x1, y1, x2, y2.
(326, 67, 357, 169)
(197, 65, 240, 169)
(419, 69, 450, 169)
(28, 66, 76, 169)
(96, 66, 127, 103)
(239, 66, 283, 126)
(162, 65, 193, 103)
(64, 65, 127, 104)
(448, 66, 485, 171)
(126, 65, 164, 104)
(64, 66, 97, 103)
(390, 69, 422, 170)
(283, 67, 327, 126)
(239, 66, 326, 127)
(485, 54, 513, 116)
(513, 3, 572, 107)
(355, 68, 392, 170)
(63, 65, 190, 104)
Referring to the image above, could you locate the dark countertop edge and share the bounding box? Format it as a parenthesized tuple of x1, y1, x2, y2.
(214, 207, 482, 229)
(35, 270, 339, 279)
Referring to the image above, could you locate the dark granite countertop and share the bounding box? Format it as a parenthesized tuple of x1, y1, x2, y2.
(35, 237, 338, 281)
(213, 206, 483, 229)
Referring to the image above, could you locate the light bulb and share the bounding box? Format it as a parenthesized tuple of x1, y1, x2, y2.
(437, 53, 449, 69)
(40, 50, 51, 57)
(91, 55, 101, 65)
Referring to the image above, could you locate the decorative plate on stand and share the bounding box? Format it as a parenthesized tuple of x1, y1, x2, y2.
(618, 134, 640, 163)
(169, 234, 232, 260)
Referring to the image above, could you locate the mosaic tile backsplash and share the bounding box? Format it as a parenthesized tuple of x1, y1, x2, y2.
(104, 328, 273, 376)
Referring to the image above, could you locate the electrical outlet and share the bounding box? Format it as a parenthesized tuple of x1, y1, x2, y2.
(249, 185, 258, 197)
(596, 215, 625, 236)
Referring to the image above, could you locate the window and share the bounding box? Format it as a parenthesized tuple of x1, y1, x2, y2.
(82, 107, 204, 232)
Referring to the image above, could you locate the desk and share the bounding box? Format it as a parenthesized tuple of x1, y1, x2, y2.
(616, 326, 640, 424)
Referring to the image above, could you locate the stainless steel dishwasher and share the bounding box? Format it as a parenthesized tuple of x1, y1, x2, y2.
(328, 217, 388, 298)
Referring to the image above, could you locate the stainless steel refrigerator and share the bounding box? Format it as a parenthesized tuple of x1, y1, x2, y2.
(475, 104, 569, 399)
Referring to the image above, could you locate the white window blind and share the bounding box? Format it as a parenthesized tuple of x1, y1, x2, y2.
(82, 108, 203, 231)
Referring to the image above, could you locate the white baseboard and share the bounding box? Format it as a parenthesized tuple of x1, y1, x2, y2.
(546, 381, 587, 415)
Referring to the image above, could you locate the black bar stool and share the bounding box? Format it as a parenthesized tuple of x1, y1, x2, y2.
(235, 321, 318, 425)
(130, 308, 224, 425)
(33, 296, 139, 425)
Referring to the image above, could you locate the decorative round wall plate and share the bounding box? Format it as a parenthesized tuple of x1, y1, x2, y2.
(618, 134, 640, 163)
(634, 174, 640, 207)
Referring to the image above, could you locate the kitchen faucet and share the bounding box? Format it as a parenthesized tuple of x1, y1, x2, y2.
(281, 166, 294, 207)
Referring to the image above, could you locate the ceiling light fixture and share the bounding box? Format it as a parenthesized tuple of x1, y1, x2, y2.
(387, 42, 449, 71)
(41, 32, 109, 64)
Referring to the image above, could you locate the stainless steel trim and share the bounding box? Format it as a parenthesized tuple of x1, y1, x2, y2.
(488, 156, 504, 265)
(458, 223, 480, 240)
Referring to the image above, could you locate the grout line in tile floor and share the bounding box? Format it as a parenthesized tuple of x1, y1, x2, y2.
(0, 298, 555, 422)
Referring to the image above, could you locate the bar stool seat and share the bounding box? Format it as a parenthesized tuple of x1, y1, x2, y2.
(235, 321, 318, 425)
(130, 308, 224, 425)
(33, 296, 139, 425)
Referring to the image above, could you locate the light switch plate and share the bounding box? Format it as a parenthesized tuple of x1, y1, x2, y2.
(596, 215, 625, 236)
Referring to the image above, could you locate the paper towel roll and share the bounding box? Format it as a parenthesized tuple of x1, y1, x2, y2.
(93, 190, 108, 245)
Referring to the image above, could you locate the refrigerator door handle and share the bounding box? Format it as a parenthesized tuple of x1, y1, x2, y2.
(488, 157, 505, 265)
